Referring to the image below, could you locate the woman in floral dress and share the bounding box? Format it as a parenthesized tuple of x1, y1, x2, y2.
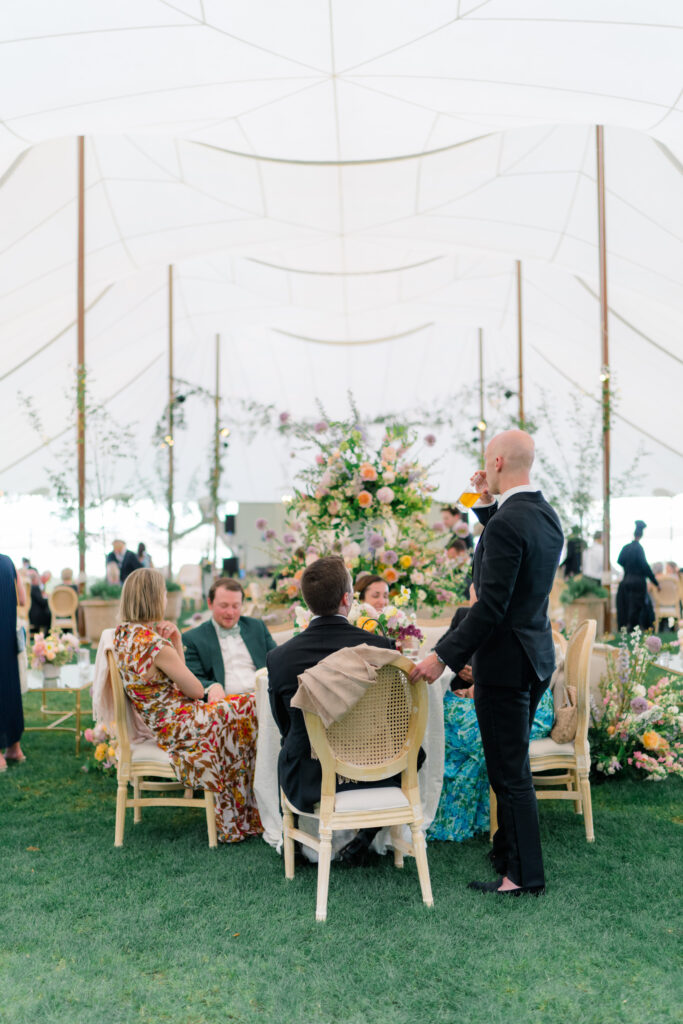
(113, 568, 261, 843)
(428, 673, 554, 843)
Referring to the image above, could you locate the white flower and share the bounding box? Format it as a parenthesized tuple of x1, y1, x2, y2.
(633, 684, 647, 698)
(666, 705, 679, 716)
(418, 589, 427, 602)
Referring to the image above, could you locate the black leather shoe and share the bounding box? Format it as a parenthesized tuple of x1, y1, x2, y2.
(468, 877, 545, 896)
(292, 842, 314, 868)
(487, 849, 506, 873)
(336, 834, 378, 868)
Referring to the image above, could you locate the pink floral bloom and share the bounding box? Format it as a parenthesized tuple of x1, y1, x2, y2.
(315, 454, 325, 465)
(424, 434, 436, 447)
(255, 518, 267, 530)
(283, 533, 296, 544)
(315, 421, 328, 433)
(383, 550, 398, 565)
(377, 487, 395, 504)
(432, 522, 445, 533)
(279, 411, 290, 424)
(84, 728, 94, 743)
(645, 635, 662, 654)
(381, 446, 397, 463)
(328, 499, 341, 515)
(265, 529, 276, 540)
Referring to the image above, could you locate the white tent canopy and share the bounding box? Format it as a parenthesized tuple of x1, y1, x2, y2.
(1, 2, 682, 506)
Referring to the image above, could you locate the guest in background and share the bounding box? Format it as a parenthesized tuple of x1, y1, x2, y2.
(441, 505, 473, 551)
(355, 573, 389, 616)
(616, 520, 659, 631)
(60, 568, 79, 594)
(113, 568, 261, 843)
(446, 538, 470, 566)
(561, 526, 584, 578)
(137, 543, 152, 568)
(0, 554, 27, 770)
(582, 531, 605, 585)
(106, 539, 140, 586)
(28, 569, 51, 635)
(182, 578, 275, 697)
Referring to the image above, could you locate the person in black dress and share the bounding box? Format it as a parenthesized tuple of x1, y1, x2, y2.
(616, 520, 659, 631)
(28, 570, 51, 635)
(0, 554, 27, 769)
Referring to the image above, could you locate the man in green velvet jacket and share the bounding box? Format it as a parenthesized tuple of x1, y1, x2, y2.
(182, 577, 277, 696)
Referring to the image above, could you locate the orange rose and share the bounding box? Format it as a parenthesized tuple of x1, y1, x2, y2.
(359, 463, 377, 481)
(358, 490, 373, 508)
(287, 584, 299, 598)
(383, 567, 399, 584)
(357, 616, 379, 633)
(642, 730, 668, 752)
(606, 725, 616, 736)
(294, 569, 304, 580)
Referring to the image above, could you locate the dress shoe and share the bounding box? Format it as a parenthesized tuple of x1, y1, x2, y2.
(468, 877, 545, 896)
(293, 842, 315, 868)
(336, 834, 378, 868)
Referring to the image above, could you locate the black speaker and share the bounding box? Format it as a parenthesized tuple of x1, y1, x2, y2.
(222, 556, 239, 577)
(224, 514, 236, 534)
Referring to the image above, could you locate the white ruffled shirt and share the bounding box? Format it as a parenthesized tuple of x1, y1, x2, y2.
(212, 618, 257, 694)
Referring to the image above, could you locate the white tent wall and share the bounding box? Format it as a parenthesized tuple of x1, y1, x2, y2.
(0, 5, 682, 525)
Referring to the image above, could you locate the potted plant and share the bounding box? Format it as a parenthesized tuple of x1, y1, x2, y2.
(560, 574, 608, 637)
(80, 580, 122, 644)
(165, 579, 183, 622)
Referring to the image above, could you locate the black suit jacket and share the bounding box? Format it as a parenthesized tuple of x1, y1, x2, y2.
(435, 492, 563, 688)
(266, 616, 394, 812)
(106, 550, 141, 584)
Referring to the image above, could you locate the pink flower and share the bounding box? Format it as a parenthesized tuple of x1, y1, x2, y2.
(255, 518, 267, 530)
(315, 454, 325, 465)
(328, 499, 341, 515)
(315, 421, 328, 433)
(645, 635, 662, 654)
(424, 434, 436, 447)
(265, 529, 276, 540)
(279, 411, 290, 424)
(383, 550, 398, 565)
(432, 522, 445, 533)
(381, 446, 397, 463)
(377, 487, 394, 504)
(84, 728, 94, 743)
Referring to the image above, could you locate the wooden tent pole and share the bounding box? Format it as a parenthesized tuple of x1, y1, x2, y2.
(478, 328, 485, 465)
(77, 136, 86, 591)
(167, 265, 174, 578)
(596, 125, 611, 632)
(516, 260, 525, 425)
(213, 333, 220, 568)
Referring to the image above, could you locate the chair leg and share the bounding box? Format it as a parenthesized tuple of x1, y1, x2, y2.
(133, 777, 141, 823)
(316, 826, 333, 922)
(489, 787, 498, 841)
(282, 801, 296, 880)
(579, 774, 594, 842)
(391, 825, 404, 869)
(572, 771, 582, 814)
(409, 823, 433, 908)
(115, 781, 127, 847)
(204, 790, 217, 848)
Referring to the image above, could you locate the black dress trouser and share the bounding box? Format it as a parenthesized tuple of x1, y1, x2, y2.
(474, 665, 549, 889)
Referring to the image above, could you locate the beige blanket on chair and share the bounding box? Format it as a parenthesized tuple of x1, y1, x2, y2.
(291, 644, 403, 728)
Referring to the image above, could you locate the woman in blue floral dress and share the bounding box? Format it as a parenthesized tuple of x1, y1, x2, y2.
(428, 679, 554, 842)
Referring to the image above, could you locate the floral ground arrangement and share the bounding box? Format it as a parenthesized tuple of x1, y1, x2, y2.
(590, 628, 682, 780)
(256, 415, 468, 615)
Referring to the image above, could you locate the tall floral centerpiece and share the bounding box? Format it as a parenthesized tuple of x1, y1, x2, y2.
(589, 629, 682, 780)
(258, 417, 468, 614)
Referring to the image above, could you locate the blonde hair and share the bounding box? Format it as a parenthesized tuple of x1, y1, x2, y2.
(119, 568, 166, 623)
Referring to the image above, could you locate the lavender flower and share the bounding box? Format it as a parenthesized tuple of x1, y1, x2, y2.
(315, 420, 328, 433)
(383, 550, 398, 565)
(645, 635, 662, 654)
(368, 532, 384, 550)
(279, 411, 290, 424)
(424, 433, 436, 447)
(283, 533, 296, 545)
(265, 529, 276, 540)
(255, 518, 267, 530)
(631, 697, 649, 713)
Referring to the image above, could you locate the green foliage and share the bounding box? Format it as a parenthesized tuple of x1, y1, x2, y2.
(86, 579, 122, 600)
(165, 579, 182, 592)
(560, 574, 608, 604)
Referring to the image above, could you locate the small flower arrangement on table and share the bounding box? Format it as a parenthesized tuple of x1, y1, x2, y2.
(589, 628, 682, 780)
(82, 722, 118, 776)
(30, 630, 80, 669)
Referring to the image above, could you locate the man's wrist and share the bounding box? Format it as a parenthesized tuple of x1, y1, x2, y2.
(432, 649, 446, 667)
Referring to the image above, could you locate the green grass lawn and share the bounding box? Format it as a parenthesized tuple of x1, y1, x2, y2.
(2, 691, 682, 1024)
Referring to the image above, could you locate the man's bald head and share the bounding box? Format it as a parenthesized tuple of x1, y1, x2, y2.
(484, 429, 535, 494)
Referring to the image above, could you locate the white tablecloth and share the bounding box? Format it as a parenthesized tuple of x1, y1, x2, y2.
(253, 625, 453, 850)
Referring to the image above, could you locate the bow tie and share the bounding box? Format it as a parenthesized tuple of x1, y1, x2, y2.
(216, 624, 241, 639)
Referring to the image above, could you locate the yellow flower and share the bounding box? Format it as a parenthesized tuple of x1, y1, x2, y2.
(357, 616, 378, 633)
(394, 586, 410, 607)
(384, 606, 397, 619)
(606, 725, 616, 736)
(399, 555, 412, 569)
(107, 745, 117, 759)
(642, 730, 668, 752)
(94, 743, 108, 762)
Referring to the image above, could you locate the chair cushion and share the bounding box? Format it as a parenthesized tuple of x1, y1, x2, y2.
(130, 740, 172, 766)
(530, 737, 575, 757)
(334, 786, 409, 813)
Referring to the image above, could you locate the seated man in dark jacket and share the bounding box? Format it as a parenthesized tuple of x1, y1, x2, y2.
(267, 556, 395, 865)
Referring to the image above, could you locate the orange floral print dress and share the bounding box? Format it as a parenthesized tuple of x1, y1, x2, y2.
(113, 623, 262, 843)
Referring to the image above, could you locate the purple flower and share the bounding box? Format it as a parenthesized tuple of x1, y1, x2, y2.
(255, 517, 267, 530)
(368, 532, 384, 551)
(424, 433, 436, 447)
(265, 529, 276, 540)
(645, 635, 662, 654)
(631, 697, 649, 713)
(279, 411, 290, 424)
(283, 533, 296, 544)
(383, 550, 398, 565)
(315, 421, 328, 433)
(432, 522, 445, 534)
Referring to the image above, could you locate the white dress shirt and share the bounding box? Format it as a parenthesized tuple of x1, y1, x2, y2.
(582, 543, 604, 580)
(212, 619, 257, 694)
